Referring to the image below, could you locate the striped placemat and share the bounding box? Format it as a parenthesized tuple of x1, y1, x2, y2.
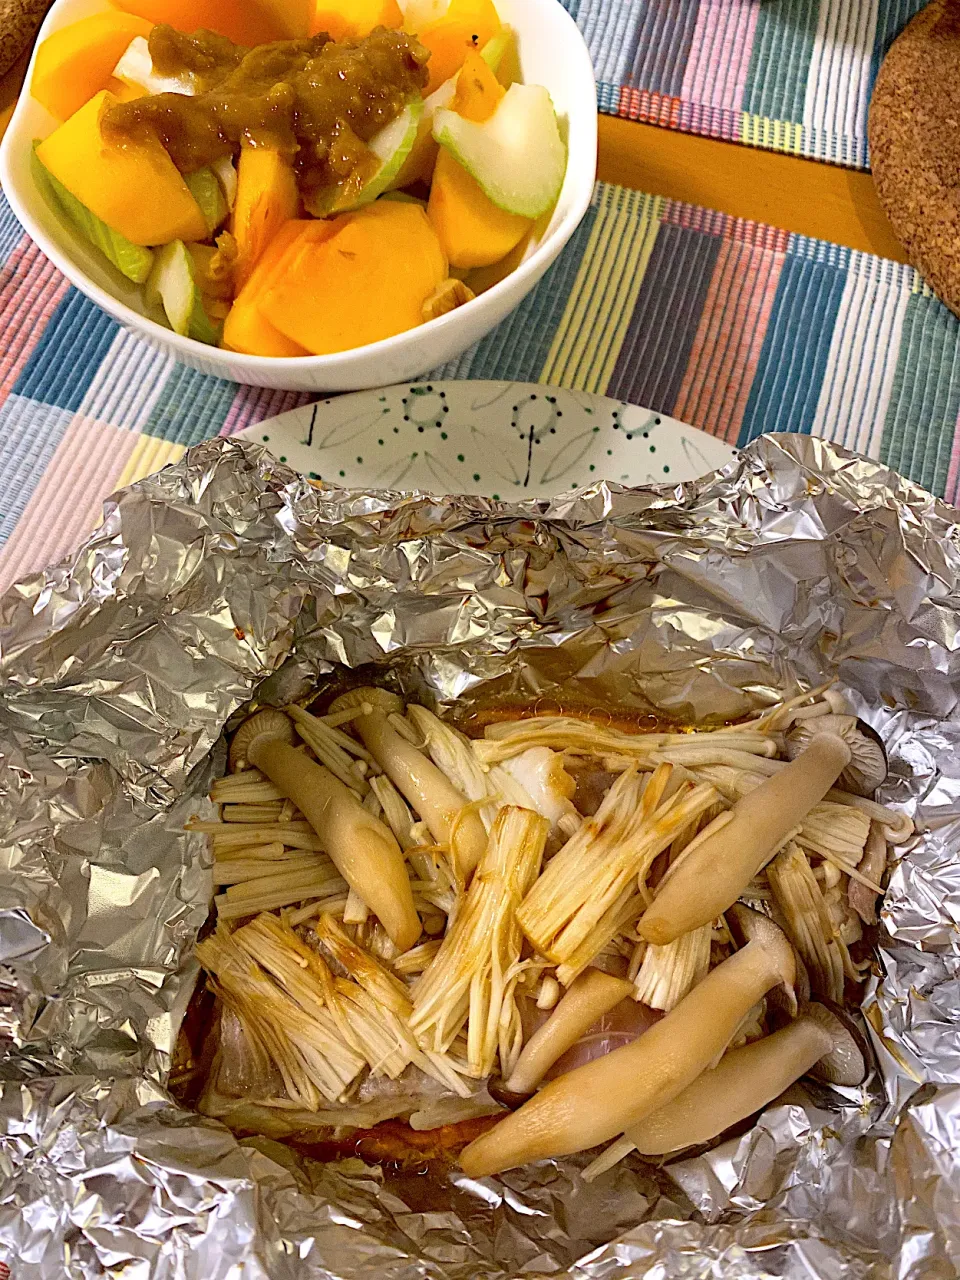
(1, 178, 959, 591)
(569, 0, 925, 167)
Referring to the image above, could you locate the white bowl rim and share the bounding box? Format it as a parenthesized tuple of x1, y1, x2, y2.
(0, 0, 597, 374)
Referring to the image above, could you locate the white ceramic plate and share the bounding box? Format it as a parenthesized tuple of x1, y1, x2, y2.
(240, 382, 736, 497)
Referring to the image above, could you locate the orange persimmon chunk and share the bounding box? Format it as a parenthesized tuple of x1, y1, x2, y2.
(32, 12, 153, 120)
(223, 220, 319, 357)
(428, 149, 529, 268)
(231, 147, 300, 291)
(254, 0, 316, 37)
(450, 48, 501, 120)
(35, 90, 207, 245)
(111, 0, 281, 46)
(312, 0, 403, 41)
(260, 201, 446, 354)
(416, 0, 500, 94)
(427, 53, 530, 268)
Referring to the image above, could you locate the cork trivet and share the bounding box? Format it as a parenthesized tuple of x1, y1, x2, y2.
(870, 0, 960, 316)
(0, 0, 51, 80)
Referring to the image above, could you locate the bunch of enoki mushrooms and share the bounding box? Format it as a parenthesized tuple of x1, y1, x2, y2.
(188, 683, 911, 1176)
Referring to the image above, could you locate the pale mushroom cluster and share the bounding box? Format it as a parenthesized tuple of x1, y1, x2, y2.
(190, 682, 912, 1173)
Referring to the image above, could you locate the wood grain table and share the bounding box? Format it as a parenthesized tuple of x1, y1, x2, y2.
(595, 116, 907, 264)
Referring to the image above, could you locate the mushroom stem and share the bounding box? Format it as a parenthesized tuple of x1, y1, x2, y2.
(668, 755, 912, 842)
(314, 912, 412, 1017)
(458, 908, 795, 1176)
(248, 738, 421, 951)
(638, 735, 852, 946)
(767, 845, 845, 1003)
(625, 1015, 835, 1155)
(581, 1135, 637, 1182)
(476, 718, 777, 765)
(633, 924, 712, 1011)
(849, 822, 887, 925)
(210, 770, 285, 804)
(504, 969, 635, 1094)
(333, 690, 487, 879)
(410, 806, 547, 1077)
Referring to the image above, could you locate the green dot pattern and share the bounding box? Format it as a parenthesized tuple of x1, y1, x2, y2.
(253, 385, 724, 500)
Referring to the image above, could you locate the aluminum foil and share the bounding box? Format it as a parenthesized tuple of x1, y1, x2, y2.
(0, 432, 958, 1279)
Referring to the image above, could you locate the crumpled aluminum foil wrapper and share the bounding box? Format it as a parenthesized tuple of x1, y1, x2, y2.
(0, 432, 958, 1280)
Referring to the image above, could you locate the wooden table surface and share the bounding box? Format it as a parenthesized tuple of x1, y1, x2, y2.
(595, 115, 907, 264)
(0, 45, 909, 267)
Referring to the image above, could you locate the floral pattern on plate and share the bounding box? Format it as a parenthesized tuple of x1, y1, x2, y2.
(241, 381, 736, 498)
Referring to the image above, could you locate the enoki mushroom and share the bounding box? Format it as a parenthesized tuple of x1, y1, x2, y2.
(190, 681, 901, 1174)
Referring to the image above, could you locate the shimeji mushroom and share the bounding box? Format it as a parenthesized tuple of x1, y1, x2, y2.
(784, 715, 887, 797)
(504, 968, 635, 1095)
(625, 1002, 865, 1156)
(228, 709, 295, 772)
(243, 716, 421, 951)
(638, 735, 852, 947)
(849, 822, 888, 925)
(331, 688, 488, 879)
(458, 906, 796, 1177)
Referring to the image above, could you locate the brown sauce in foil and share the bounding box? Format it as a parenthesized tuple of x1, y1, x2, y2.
(102, 24, 428, 209)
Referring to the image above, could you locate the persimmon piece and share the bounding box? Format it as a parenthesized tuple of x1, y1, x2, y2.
(232, 148, 300, 291)
(111, 0, 281, 46)
(260, 202, 447, 354)
(254, 0, 315, 37)
(417, 0, 500, 94)
(450, 48, 501, 121)
(428, 148, 529, 268)
(311, 0, 403, 41)
(223, 221, 320, 357)
(428, 53, 530, 269)
(35, 90, 207, 245)
(32, 12, 152, 120)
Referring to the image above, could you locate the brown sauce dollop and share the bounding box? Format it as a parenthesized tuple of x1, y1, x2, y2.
(102, 24, 429, 210)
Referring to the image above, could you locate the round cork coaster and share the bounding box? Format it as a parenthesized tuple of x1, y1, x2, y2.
(870, 0, 960, 316)
(0, 0, 52, 81)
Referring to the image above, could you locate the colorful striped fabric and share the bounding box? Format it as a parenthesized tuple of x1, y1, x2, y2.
(2, 178, 960, 590)
(568, 0, 925, 167)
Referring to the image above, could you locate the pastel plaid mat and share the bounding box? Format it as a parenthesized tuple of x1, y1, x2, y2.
(2, 179, 960, 590)
(569, 0, 924, 167)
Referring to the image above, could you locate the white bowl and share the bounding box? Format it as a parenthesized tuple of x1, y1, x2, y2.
(0, 0, 596, 391)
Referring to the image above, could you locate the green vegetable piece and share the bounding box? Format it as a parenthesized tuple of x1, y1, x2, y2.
(185, 167, 228, 236)
(480, 25, 512, 71)
(146, 240, 220, 345)
(318, 100, 424, 215)
(380, 190, 427, 206)
(32, 144, 154, 284)
(432, 83, 566, 219)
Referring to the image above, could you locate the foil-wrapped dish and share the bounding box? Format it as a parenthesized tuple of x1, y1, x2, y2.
(1, 433, 959, 1280)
